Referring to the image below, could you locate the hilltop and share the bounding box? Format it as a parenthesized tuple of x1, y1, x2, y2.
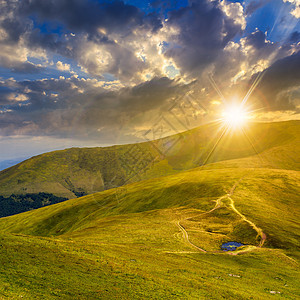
(0, 120, 298, 199)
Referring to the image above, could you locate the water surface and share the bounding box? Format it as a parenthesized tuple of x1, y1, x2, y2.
(221, 241, 244, 251)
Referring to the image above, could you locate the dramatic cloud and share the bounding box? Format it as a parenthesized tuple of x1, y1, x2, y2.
(18, 0, 162, 36)
(164, 0, 245, 78)
(257, 50, 300, 111)
(0, 76, 191, 140)
(0, 0, 162, 80)
(0, 0, 299, 155)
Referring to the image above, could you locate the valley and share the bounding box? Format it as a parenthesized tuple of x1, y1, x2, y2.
(0, 121, 299, 299)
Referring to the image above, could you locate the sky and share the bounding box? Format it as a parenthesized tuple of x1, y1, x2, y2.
(0, 0, 300, 161)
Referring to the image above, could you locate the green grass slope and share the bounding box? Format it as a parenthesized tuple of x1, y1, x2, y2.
(0, 164, 299, 299)
(0, 120, 298, 198)
(1, 167, 299, 252)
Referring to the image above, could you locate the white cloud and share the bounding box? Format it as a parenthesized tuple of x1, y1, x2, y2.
(56, 61, 71, 72)
(14, 94, 29, 102)
(283, 0, 300, 18)
(220, 0, 246, 30)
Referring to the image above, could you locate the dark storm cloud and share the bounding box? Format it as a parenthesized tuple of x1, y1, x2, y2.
(11, 62, 44, 74)
(243, 30, 279, 63)
(1, 18, 31, 43)
(258, 51, 300, 110)
(164, 0, 244, 77)
(107, 76, 191, 112)
(0, 3, 71, 54)
(289, 31, 300, 43)
(18, 0, 162, 36)
(0, 87, 14, 105)
(0, 76, 189, 138)
(246, 30, 268, 49)
(0, 56, 44, 74)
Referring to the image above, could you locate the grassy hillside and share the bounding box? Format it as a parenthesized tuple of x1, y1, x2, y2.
(0, 120, 299, 199)
(0, 164, 299, 298)
(0, 120, 299, 298)
(1, 167, 299, 251)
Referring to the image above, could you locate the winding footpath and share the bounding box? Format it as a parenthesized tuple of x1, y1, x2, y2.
(227, 196, 266, 248)
(176, 178, 267, 254)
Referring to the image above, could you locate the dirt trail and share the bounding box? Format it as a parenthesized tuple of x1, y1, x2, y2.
(176, 178, 267, 254)
(176, 221, 207, 252)
(228, 196, 266, 247)
(175, 194, 228, 252)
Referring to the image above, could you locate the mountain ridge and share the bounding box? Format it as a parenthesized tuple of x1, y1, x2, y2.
(0, 120, 299, 299)
(0, 120, 298, 199)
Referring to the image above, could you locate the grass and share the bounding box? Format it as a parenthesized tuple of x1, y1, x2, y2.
(0, 164, 299, 299)
(0, 120, 299, 298)
(0, 212, 299, 299)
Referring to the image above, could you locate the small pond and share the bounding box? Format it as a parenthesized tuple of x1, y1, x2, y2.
(221, 241, 244, 251)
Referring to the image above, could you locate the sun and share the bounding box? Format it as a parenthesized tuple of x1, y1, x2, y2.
(222, 104, 249, 129)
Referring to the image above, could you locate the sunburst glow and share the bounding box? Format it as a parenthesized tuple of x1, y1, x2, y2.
(222, 104, 249, 129)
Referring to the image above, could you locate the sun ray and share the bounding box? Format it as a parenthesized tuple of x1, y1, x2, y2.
(201, 125, 229, 166)
(209, 75, 227, 104)
(241, 127, 267, 166)
(241, 128, 260, 157)
(241, 70, 265, 106)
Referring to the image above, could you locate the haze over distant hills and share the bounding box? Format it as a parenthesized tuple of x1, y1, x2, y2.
(0, 158, 28, 172)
